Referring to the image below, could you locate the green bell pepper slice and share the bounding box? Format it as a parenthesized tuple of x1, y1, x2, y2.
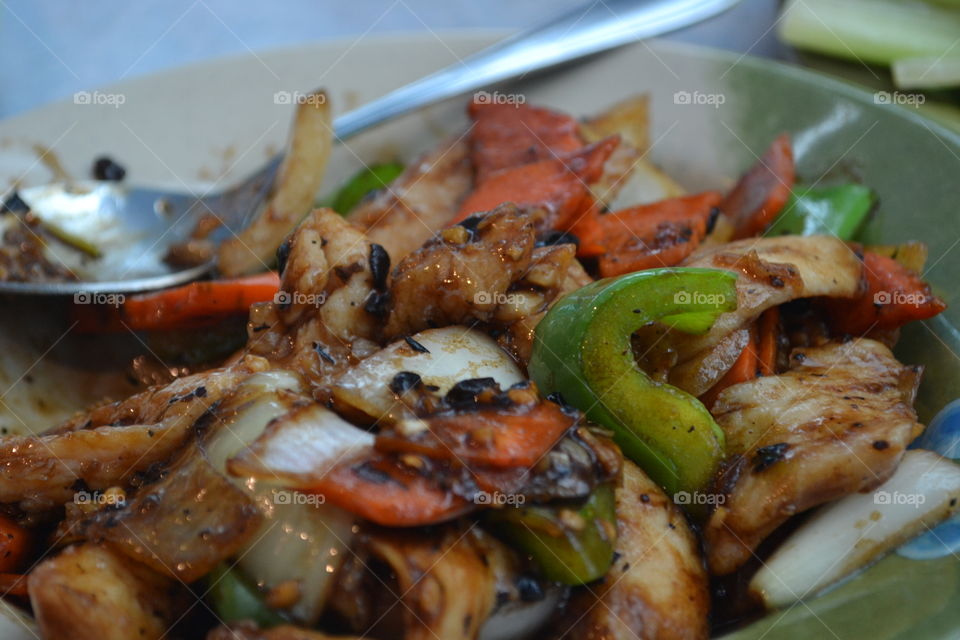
(206, 563, 285, 628)
(767, 183, 875, 240)
(484, 485, 616, 585)
(529, 267, 738, 497)
(320, 162, 405, 215)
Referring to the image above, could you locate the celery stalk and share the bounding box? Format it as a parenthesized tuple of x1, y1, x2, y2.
(778, 0, 960, 66)
(893, 56, 960, 89)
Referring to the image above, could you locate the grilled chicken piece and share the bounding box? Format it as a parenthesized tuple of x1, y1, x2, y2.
(664, 235, 862, 393)
(383, 203, 537, 338)
(247, 209, 382, 398)
(0, 357, 270, 510)
(705, 338, 925, 575)
(331, 527, 517, 640)
(557, 461, 710, 640)
(349, 137, 473, 262)
(29, 543, 190, 640)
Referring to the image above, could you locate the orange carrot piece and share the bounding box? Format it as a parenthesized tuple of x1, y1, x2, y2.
(0, 573, 28, 597)
(120, 271, 280, 332)
(468, 100, 584, 182)
(310, 454, 471, 527)
(827, 251, 946, 335)
(567, 191, 721, 276)
(756, 307, 780, 376)
(723, 134, 795, 239)
(0, 516, 29, 574)
(453, 137, 618, 227)
(376, 402, 575, 469)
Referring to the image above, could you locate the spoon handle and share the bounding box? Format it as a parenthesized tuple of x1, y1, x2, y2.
(333, 0, 739, 140)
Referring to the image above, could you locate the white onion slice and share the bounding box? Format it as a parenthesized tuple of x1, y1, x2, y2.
(751, 449, 960, 609)
(331, 326, 523, 423)
(206, 371, 355, 624)
(479, 585, 564, 640)
(227, 404, 374, 485)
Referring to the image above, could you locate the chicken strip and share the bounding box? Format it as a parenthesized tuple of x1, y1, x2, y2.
(556, 460, 710, 640)
(383, 203, 537, 338)
(29, 543, 190, 640)
(705, 338, 925, 575)
(348, 137, 472, 262)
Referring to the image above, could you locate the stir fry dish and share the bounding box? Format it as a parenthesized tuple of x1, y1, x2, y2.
(0, 92, 955, 640)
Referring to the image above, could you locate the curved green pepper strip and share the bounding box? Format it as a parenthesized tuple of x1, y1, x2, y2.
(767, 183, 875, 240)
(206, 563, 285, 628)
(484, 485, 616, 585)
(529, 267, 738, 497)
(321, 162, 405, 215)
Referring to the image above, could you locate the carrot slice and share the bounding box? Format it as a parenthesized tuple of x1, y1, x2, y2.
(0, 516, 29, 574)
(468, 100, 584, 183)
(827, 251, 946, 335)
(723, 134, 795, 239)
(700, 326, 759, 409)
(376, 402, 575, 469)
(122, 271, 280, 332)
(0, 573, 28, 597)
(453, 137, 618, 228)
(567, 191, 721, 277)
(310, 453, 472, 527)
(756, 307, 780, 377)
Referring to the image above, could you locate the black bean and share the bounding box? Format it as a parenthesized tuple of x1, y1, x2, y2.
(446, 377, 498, 408)
(369, 243, 390, 290)
(536, 230, 580, 248)
(364, 289, 391, 317)
(275, 237, 292, 275)
(0, 191, 29, 215)
(389, 371, 422, 394)
(92, 156, 126, 181)
(403, 335, 430, 353)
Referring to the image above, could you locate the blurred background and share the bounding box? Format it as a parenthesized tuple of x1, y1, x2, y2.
(2, 0, 787, 117)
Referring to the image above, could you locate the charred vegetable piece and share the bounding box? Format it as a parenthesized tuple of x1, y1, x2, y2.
(484, 484, 616, 585)
(325, 162, 404, 215)
(568, 191, 721, 276)
(453, 137, 618, 228)
(0, 516, 28, 573)
(723, 133, 795, 239)
(768, 183, 874, 240)
(122, 271, 280, 331)
(827, 251, 946, 334)
(206, 563, 285, 629)
(529, 268, 738, 495)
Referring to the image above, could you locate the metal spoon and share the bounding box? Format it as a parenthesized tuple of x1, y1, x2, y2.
(1, 0, 739, 295)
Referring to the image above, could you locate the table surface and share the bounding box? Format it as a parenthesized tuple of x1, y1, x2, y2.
(0, 0, 792, 118)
